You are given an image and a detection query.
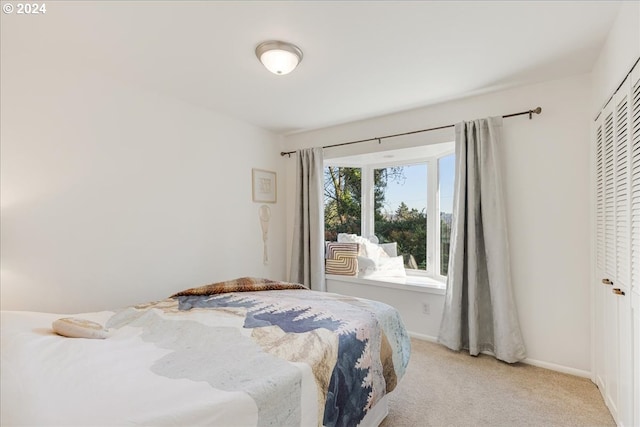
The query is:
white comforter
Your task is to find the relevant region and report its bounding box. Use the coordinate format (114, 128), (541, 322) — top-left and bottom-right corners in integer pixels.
(2, 309), (290, 426)
(1, 290), (410, 426)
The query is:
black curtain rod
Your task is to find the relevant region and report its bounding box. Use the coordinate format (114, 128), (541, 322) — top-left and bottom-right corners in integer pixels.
(280, 106), (543, 157)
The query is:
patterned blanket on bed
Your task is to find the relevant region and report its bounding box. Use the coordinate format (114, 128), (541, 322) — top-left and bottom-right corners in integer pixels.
(171, 277), (308, 297)
(106, 279), (410, 427)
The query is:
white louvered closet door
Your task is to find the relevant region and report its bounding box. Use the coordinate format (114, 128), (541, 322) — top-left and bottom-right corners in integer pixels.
(604, 107), (616, 282)
(593, 64), (638, 427)
(594, 109), (606, 392)
(630, 65), (640, 427)
(615, 86), (630, 293)
(600, 97), (621, 419)
(594, 94), (617, 416)
(613, 77), (633, 427)
(631, 67), (640, 297)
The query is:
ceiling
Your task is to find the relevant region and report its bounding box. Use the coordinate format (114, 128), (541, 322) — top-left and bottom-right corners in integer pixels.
(1, 1), (621, 134)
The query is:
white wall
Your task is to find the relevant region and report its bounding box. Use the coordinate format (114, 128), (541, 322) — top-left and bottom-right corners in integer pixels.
(284, 73), (593, 374)
(590, 1), (640, 116)
(1, 44), (287, 314)
(325, 279), (446, 345)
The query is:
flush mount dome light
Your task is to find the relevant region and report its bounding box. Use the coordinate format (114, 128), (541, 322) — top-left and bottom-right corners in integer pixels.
(255, 40), (303, 75)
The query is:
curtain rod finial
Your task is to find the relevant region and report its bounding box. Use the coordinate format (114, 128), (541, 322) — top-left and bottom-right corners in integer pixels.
(528, 107), (542, 119)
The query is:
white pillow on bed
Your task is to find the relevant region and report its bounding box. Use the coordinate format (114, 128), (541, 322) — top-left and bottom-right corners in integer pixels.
(52, 317), (109, 339)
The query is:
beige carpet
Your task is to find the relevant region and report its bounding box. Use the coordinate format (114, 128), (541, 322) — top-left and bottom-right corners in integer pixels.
(380, 339), (615, 427)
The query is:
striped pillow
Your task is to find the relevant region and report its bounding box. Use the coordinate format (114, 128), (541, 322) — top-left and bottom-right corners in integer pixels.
(325, 242), (358, 275)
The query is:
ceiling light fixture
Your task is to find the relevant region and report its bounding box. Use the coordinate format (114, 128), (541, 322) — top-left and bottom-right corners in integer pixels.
(255, 40), (303, 75)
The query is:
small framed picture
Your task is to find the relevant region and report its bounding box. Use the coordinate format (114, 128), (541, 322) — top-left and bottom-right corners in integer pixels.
(252, 169), (277, 203)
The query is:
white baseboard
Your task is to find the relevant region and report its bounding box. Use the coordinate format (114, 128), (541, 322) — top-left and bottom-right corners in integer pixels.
(522, 358), (591, 379)
(408, 331), (592, 379)
(408, 331), (438, 342)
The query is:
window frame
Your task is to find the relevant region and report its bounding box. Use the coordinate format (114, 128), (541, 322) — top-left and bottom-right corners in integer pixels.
(326, 146), (454, 283)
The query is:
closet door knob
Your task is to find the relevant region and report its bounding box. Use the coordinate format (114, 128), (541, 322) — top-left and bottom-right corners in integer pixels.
(612, 288), (625, 296)
(602, 278), (613, 285)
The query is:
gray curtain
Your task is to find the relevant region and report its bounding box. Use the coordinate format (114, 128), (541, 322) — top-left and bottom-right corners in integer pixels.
(290, 147), (325, 291)
(438, 117), (526, 363)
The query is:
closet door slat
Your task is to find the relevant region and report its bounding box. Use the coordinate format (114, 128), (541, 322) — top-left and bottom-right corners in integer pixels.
(614, 88), (630, 289)
(604, 110), (616, 279)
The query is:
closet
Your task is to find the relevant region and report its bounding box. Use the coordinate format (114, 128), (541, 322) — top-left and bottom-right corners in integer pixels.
(593, 61), (640, 427)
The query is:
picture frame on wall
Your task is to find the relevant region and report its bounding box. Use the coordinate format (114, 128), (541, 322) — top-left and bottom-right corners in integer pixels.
(252, 168), (277, 203)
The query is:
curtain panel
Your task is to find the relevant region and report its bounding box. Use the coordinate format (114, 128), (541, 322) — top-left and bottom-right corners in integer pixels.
(438, 117), (526, 363)
(290, 147), (325, 291)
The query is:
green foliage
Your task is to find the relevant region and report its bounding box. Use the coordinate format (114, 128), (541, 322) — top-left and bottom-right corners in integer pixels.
(324, 166), (361, 241)
(375, 202), (427, 269)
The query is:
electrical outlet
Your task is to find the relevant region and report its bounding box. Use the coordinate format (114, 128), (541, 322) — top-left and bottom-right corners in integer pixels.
(422, 302), (430, 315)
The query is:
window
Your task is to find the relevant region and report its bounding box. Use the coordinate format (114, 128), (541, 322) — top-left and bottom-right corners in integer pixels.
(324, 144), (455, 281)
(324, 166), (362, 241)
(374, 164), (428, 269)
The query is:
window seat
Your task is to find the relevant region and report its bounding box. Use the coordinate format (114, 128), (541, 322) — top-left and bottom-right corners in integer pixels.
(325, 274), (446, 295)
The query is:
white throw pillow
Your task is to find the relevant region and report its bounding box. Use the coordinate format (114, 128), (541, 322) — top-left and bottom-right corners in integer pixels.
(360, 255), (407, 278)
(338, 233), (406, 278)
(378, 242), (398, 257)
(52, 317), (110, 339)
(337, 233), (389, 261)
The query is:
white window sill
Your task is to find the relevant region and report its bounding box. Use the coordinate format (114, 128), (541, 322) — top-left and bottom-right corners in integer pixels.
(325, 273), (446, 295)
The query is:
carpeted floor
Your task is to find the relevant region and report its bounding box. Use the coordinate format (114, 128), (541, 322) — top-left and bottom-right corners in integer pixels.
(380, 339), (615, 427)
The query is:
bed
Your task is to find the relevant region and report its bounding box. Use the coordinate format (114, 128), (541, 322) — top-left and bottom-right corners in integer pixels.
(1, 277), (411, 426)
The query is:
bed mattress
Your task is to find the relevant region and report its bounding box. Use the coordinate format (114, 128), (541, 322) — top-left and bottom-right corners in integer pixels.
(1, 283), (410, 426)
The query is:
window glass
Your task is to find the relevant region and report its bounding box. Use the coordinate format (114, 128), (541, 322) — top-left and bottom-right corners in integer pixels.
(374, 164), (428, 270)
(324, 166), (362, 241)
(323, 144), (455, 282)
(439, 154), (455, 276)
